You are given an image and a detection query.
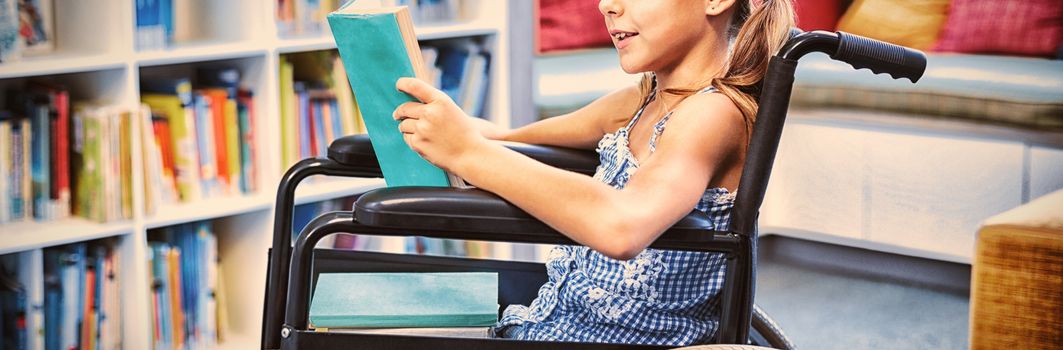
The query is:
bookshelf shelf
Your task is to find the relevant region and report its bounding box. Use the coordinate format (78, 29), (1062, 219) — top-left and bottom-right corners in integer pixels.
(135, 41), (269, 67)
(414, 20), (499, 41)
(0, 54), (129, 80)
(143, 192), (272, 230)
(0, 219), (134, 255)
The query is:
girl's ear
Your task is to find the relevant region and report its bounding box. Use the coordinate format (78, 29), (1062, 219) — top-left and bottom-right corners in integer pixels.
(705, 0), (738, 16)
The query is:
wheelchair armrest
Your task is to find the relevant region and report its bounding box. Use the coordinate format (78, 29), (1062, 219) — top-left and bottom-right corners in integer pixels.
(355, 187), (734, 252)
(328, 134), (600, 176)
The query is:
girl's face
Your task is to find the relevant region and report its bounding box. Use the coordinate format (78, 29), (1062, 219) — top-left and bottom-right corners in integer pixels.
(599, 0), (732, 74)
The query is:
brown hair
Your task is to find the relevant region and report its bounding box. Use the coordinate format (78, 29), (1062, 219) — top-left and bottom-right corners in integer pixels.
(636, 0), (795, 137)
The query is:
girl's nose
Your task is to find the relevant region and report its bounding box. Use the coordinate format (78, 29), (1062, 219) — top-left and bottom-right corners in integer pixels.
(599, 0), (623, 16)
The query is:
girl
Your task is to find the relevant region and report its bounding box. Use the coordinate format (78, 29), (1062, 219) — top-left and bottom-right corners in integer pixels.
(393, 0), (794, 345)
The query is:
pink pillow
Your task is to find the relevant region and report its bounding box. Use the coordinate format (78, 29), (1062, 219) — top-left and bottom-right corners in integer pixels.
(795, 0), (843, 32)
(536, 0), (612, 54)
(933, 0), (1063, 57)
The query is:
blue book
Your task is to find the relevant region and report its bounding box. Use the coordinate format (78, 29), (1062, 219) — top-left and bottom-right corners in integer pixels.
(309, 272), (498, 328)
(328, 4), (465, 188)
(192, 93), (218, 196)
(312, 100), (327, 157)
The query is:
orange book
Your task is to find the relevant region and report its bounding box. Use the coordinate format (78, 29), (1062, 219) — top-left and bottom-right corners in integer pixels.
(168, 248), (185, 349)
(200, 89), (231, 194)
(82, 268), (97, 350)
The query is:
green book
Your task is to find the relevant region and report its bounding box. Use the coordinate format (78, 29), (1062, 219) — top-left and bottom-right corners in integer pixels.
(309, 272), (499, 328)
(328, 3), (465, 188)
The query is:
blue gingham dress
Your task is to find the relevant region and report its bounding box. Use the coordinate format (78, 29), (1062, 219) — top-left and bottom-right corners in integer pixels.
(495, 86), (736, 346)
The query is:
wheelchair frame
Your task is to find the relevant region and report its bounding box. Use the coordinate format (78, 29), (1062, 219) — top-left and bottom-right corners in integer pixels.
(261, 30), (926, 349)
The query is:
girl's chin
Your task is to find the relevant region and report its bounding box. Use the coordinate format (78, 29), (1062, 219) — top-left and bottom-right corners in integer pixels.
(617, 55), (647, 74)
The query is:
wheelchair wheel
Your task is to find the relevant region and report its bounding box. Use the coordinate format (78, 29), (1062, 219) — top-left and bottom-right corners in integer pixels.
(748, 304), (795, 349)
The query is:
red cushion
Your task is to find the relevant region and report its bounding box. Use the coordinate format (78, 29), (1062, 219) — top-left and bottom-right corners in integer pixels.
(536, 0), (613, 54)
(933, 0), (1063, 57)
(794, 0), (842, 32)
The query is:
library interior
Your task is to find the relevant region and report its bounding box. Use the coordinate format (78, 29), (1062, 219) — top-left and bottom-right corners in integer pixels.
(0, 0), (1061, 349)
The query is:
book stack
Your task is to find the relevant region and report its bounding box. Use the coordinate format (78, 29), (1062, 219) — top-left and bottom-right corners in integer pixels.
(0, 240), (122, 350)
(279, 51), (363, 170)
(147, 221), (227, 350)
(0, 85), (135, 224)
(0, 0), (55, 63)
(275, 0), (466, 37)
(140, 67), (259, 211)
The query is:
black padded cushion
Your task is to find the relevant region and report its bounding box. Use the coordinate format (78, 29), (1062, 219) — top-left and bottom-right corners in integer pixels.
(354, 187), (722, 246)
(328, 135), (600, 175)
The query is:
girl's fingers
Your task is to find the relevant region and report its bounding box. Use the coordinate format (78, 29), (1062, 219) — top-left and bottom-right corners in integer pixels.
(398, 118), (417, 134)
(396, 77), (447, 104)
(393, 101), (425, 121)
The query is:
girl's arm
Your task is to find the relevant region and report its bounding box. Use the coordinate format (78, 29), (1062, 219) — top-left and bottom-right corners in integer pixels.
(467, 86), (644, 149)
(395, 78), (744, 260)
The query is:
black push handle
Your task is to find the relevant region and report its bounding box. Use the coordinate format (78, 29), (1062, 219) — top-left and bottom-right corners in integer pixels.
(831, 31), (927, 83)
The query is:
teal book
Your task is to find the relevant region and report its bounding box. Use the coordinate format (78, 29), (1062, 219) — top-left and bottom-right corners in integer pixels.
(309, 272), (498, 328)
(327, 3), (466, 188)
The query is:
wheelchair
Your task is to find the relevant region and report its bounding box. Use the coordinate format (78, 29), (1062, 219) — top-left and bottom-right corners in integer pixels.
(261, 30), (927, 350)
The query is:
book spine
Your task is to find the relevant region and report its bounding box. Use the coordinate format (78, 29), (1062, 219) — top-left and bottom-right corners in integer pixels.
(193, 93), (218, 197)
(55, 90), (70, 219)
(0, 120), (10, 223)
(223, 99), (240, 195)
(119, 111), (133, 220)
(206, 92), (230, 195)
(237, 92), (256, 193)
(31, 104), (50, 220)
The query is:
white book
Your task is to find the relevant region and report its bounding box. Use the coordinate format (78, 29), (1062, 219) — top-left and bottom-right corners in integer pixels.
(17, 249), (45, 350)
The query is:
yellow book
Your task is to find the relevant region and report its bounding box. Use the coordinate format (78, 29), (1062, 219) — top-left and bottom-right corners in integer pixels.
(331, 55), (364, 135)
(119, 110), (133, 220)
(279, 57), (298, 169)
(142, 94), (202, 202)
(223, 98), (241, 194)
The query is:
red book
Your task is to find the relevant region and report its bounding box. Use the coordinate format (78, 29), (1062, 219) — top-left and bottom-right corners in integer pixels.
(152, 117), (178, 196)
(307, 98), (318, 157)
(55, 90), (69, 214)
(82, 268), (97, 350)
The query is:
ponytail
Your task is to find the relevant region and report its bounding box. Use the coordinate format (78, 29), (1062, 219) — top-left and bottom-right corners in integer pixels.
(634, 0), (794, 138)
(713, 0), (795, 136)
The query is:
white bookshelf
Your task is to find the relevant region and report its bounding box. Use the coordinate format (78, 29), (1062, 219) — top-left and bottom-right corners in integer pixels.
(0, 1), (513, 349)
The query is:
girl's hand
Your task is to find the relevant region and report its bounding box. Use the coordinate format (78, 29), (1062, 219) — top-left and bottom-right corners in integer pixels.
(393, 77), (486, 172)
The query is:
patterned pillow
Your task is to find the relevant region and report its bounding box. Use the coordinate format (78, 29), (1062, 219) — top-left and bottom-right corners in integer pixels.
(536, 0), (612, 54)
(933, 0), (1063, 57)
(836, 0), (950, 51)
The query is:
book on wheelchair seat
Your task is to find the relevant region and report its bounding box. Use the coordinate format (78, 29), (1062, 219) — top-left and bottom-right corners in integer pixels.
(328, 3), (467, 188)
(309, 272), (498, 329)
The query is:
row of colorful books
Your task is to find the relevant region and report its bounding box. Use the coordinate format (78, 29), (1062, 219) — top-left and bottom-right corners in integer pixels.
(279, 52), (363, 169)
(147, 221), (228, 350)
(0, 85), (135, 224)
(423, 38), (491, 118)
(0, 0), (55, 63)
(275, 0), (465, 37)
(139, 67), (259, 212)
(0, 240), (122, 350)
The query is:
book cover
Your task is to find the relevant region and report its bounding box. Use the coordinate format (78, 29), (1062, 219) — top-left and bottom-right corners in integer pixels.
(328, 5), (464, 187)
(309, 272), (498, 328)
(17, 0), (54, 54)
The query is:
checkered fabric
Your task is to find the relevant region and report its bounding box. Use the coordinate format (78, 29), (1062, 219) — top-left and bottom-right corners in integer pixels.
(495, 86), (735, 346)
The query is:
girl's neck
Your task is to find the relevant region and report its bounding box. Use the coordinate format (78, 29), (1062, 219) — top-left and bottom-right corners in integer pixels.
(653, 35), (730, 93)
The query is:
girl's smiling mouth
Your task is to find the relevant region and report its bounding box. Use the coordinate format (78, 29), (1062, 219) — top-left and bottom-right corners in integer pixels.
(610, 30), (639, 49)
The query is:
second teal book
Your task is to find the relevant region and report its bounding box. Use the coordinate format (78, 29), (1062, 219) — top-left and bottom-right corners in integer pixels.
(309, 272), (499, 328)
